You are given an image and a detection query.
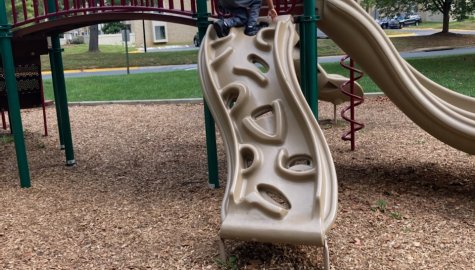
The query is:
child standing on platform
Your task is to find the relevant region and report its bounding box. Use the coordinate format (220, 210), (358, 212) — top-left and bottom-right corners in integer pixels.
(213, 0), (278, 37)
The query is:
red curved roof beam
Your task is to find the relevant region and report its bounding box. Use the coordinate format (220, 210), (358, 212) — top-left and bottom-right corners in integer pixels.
(9, 0), (301, 30)
(13, 12), (198, 37)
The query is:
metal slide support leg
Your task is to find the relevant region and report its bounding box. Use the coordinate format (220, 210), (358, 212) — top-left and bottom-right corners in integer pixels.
(39, 76), (48, 136)
(1, 108), (6, 129)
(333, 103), (337, 124)
(0, 21), (31, 187)
(8, 107), (12, 134)
(51, 34), (75, 165)
(48, 48), (65, 148)
(197, 0), (219, 188)
(218, 237), (227, 261)
(323, 238), (330, 270)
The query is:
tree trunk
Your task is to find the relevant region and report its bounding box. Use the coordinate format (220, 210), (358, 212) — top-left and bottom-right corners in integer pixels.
(88, 25), (100, 52)
(441, 1), (451, 33)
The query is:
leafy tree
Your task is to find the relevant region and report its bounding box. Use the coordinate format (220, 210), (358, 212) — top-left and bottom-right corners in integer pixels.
(423, 0), (474, 32)
(375, 0), (475, 33)
(361, 0), (377, 13)
(102, 22), (126, 34)
(374, 0), (414, 17)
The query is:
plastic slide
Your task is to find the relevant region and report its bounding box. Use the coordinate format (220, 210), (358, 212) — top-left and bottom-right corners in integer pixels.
(198, 15), (337, 265)
(317, 0), (475, 154)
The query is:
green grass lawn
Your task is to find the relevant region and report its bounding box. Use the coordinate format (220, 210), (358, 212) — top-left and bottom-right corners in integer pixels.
(41, 31), (475, 71)
(415, 17), (475, 31)
(321, 54), (474, 97)
(43, 54), (475, 101)
(41, 47), (199, 71)
(43, 70), (202, 101)
(61, 44), (135, 54)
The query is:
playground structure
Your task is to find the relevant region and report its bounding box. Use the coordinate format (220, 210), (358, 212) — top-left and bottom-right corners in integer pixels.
(0, 47), (49, 136)
(0, 0), (314, 190)
(1, 0), (475, 268)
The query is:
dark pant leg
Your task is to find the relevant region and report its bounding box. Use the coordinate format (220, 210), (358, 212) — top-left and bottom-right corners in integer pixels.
(224, 7), (248, 27)
(246, 0), (262, 27)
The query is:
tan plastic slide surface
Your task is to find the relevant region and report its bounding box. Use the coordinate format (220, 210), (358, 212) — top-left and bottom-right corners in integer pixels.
(293, 48), (365, 105)
(317, 64), (364, 105)
(198, 16), (337, 245)
(317, 0), (475, 154)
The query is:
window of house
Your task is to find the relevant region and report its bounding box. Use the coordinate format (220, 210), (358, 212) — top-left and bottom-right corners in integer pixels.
(152, 21), (168, 43)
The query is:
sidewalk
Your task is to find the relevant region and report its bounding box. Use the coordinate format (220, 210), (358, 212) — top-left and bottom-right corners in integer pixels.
(41, 46), (475, 78)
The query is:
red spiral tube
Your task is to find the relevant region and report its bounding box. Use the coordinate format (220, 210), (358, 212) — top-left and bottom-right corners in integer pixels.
(339, 55), (365, 151)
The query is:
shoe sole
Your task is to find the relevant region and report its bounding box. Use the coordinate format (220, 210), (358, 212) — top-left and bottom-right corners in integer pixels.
(213, 23), (225, 38)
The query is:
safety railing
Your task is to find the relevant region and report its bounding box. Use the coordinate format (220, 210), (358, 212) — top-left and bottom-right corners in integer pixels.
(7, 0), (302, 28)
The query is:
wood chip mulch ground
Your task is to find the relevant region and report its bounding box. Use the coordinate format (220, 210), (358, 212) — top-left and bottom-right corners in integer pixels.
(1, 97), (474, 269)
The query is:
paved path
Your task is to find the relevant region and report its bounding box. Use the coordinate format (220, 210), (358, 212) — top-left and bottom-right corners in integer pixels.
(42, 46), (475, 79)
(399, 28), (475, 36)
(318, 46), (475, 63)
(317, 27), (475, 39)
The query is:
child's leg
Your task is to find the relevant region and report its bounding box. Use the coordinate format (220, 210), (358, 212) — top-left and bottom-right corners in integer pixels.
(214, 7), (248, 38)
(246, 0), (262, 28)
(224, 7), (248, 28)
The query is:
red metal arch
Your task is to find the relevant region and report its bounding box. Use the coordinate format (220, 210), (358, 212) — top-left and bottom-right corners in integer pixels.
(10, 0), (302, 37)
(9, 0), (197, 28)
(13, 12), (197, 37)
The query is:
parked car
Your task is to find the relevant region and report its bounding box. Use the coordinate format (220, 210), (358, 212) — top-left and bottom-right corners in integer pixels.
(387, 17), (403, 29)
(396, 15), (420, 27)
(375, 17), (389, 29)
(408, 14), (422, 23)
(376, 16), (403, 29)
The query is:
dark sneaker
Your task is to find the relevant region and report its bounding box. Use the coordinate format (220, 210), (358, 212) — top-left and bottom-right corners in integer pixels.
(258, 21), (269, 28)
(245, 24), (265, 36)
(213, 20), (230, 38)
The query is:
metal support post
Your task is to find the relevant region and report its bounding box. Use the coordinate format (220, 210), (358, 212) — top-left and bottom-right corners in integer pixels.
(0, 6), (31, 187)
(299, 0), (319, 117)
(48, 47), (65, 149)
(50, 34), (76, 165)
(142, 20), (147, 53)
(197, 0), (219, 188)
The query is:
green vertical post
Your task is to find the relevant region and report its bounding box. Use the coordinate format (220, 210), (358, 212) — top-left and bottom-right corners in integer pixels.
(47, 0), (75, 165)
(48, 48), (65, 149)
(197, 0), (219, 188)
(50, 34), (75, 165)
(0, 3), (31, 187)
(300, 0), (319, 117)
(299, 23), (308, 99)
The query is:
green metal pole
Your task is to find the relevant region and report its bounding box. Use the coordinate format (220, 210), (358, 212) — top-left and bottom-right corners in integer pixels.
(300, 0), (319, 117)
(51, 34), (75, 166)
(48, 48), (65, 149)
(0, 3), (31, 187)
(299, 23), (308, 99)
(197, 0), (219, 188)
(47, 0), (75, 165)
